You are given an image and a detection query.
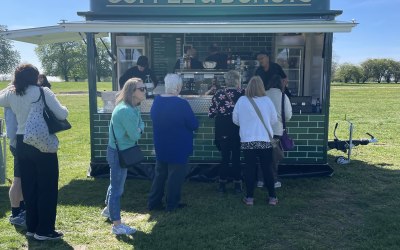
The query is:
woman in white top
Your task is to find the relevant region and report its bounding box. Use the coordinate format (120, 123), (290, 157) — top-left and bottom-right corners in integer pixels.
(0, 64), (68, 240)
(265, 74), (292, 185)
(233, 76), (278, 206)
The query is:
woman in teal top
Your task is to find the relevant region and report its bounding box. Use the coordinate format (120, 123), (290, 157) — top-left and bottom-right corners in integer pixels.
(101, 78), (146, 235)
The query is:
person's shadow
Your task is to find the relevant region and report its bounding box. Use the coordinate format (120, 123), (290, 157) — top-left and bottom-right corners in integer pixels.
(12, 229), (74, 250)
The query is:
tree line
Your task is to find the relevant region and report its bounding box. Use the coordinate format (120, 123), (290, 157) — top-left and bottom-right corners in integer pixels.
(35, 40), (112, 82)
(333, 59), (400, 83)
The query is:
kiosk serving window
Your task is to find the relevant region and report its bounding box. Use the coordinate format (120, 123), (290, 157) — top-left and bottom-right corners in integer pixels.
(116, 35), (146, 85)
(276, 46), (303, 97)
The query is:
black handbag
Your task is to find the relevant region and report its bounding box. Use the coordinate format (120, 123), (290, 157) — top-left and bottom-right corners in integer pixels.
(281, 92), (295, 151)
(111, 123), (144, 168)
(39, 88), (71, 134)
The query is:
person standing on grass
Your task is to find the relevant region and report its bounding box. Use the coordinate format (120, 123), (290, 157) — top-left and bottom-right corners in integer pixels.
(148, 74), (198, 212)
(208, 70), (244, 194)
(0, 64), (69, 240)
(101, 78), (146, 235)
(37, 74), (52, 89)
(5, 107), (26, 227)
(233, 76), (278, 206)
(265, 74), (293, 188)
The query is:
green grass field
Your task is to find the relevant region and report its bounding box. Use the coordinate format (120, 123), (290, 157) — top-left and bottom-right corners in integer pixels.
(0, 81), (399, 249)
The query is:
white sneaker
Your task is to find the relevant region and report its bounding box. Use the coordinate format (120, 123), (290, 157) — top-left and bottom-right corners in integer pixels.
(112, 224), (137, 235)
(257, 181), (264, 188)
(274, 181), (282, 188)
(101, 206), (110, 218)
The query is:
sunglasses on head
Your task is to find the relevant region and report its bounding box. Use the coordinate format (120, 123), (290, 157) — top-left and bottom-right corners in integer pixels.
(136, 87), (146, 92)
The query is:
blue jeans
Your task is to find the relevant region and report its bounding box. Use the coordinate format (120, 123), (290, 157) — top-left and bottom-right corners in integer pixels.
(148, 161), (189, 211)
(105, 146), (127, 222)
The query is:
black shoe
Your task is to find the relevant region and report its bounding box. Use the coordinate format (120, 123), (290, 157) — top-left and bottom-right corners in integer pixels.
(217, 182), (226, 193)
(234, 182), (243, 194)
(177, 203), (187, 209)
(34, 231), (64, 241)
(148, 203), (165, 211)
(166, 203), (187, 212)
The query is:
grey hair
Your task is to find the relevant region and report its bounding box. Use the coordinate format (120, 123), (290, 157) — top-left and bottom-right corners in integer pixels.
(224, 70), (241, 88)
(164, 73), (183, 95)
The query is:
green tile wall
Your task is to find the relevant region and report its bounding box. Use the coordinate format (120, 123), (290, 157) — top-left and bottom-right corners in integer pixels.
(92, 113), (327, 164)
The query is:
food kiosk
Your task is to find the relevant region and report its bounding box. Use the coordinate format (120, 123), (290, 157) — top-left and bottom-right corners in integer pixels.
(1, 0), (356, 178)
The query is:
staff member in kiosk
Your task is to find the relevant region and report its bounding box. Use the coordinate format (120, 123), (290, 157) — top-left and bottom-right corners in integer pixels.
(205, 44), (228, 70)
(174, 47), (203, 70)
(255, 51), (292, 98)
(119, 55), (157, 89)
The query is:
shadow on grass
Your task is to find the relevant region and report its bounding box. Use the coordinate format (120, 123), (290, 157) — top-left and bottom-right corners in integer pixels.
(131, 156), (400, 249)
(57, 177), (152, 214)
(25, 238), (73, 250)
(0, 185), (10, 218)
(56, 156), (400, 249)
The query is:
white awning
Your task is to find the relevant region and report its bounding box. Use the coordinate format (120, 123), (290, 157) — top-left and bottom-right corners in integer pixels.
(1, 20), (356, 45)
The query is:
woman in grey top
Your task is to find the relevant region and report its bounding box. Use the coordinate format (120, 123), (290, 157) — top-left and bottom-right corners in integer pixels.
(0, 64), (68, 240)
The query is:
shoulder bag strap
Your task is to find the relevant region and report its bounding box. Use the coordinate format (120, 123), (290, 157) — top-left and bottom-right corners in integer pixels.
(39, 87), (48, 108)
(110, 123), (120, 152)
(246, 97), (273, 141)
(281, 92), (287, 130)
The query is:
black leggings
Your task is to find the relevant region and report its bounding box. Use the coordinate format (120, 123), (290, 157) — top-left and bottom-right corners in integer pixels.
(243, 148), (275, 198)
(16, 135), (59, 235)
(218, 137), (242, 182)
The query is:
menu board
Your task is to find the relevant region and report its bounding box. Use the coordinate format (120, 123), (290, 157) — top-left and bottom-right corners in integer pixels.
(151, 34), (183, 82)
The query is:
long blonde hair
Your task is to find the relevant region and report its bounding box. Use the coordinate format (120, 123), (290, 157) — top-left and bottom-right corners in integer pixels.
(116, 78), (143, 106)
(245, 76), (266, 98)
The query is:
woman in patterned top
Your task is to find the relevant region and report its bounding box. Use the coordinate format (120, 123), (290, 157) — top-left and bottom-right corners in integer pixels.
(233, 76), (278, 206)
(208, 70), (244, 194)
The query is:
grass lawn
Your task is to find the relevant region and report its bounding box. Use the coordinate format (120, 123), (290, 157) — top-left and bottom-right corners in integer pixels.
(0, 82), (399, 249)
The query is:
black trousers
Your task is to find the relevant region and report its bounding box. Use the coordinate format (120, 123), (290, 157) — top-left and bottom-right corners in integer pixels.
(16, 135), (59, 235)
(243, 148), (275, 198)
(218, 137), (242, 182)
(148, 161), (188, 211)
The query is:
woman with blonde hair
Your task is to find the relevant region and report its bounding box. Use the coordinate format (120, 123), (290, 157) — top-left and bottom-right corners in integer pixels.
(233, 76), (278, 206)
(101, 77), (146, 235)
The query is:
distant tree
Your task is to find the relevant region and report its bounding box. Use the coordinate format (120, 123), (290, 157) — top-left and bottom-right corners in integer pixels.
(336, 63), (363, 83)
(391, 61), (400, 84)
(95, 39), (113, 82)
(0, 25), (20, 75)
(361, 59), (387, 83)
(36, 39), (112, 82)
(71, 43), (88, 81)
(331, 53), (339, 82)
(36, 41), (85, 81)
(384, 59), (400, 83)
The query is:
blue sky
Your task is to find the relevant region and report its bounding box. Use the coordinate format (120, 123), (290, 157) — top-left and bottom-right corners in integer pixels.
(1, 0), (399, 70)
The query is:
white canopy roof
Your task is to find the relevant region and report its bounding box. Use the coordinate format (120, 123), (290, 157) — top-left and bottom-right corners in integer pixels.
(1, 20), (356, 44)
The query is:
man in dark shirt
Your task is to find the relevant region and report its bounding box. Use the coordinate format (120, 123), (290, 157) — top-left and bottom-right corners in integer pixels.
(255, 51), (288, 89)
(205, 44), (228, 70)
(119, 55), (157, 89)
(174, 47), (203, 70)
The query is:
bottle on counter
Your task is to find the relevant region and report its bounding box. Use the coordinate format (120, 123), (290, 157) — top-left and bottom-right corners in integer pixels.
(235, 55), (241, 70)
(179, 57), (184, 70)
(226, 48), (232, 69)
(315, 98), (321, 113)
(145, 75), (154, 97)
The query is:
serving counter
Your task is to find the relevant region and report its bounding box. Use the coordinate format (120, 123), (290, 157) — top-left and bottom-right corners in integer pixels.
(91, 93), (327, 179)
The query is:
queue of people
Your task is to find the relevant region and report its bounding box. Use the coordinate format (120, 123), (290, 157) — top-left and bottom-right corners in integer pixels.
(3, 50), (292, 238)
